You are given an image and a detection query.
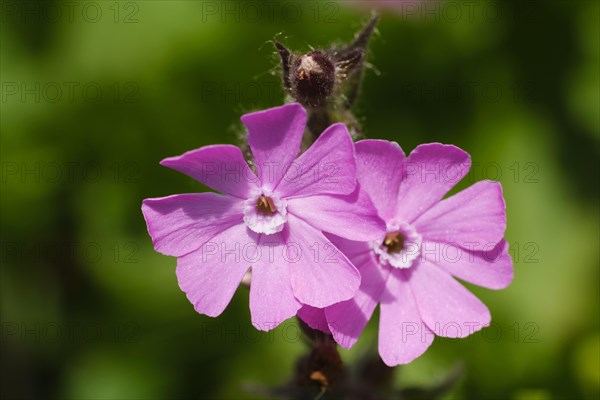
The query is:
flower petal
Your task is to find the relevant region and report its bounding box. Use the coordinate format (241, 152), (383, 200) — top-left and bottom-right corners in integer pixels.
(297, 305), (330, 334)
(276, 123), (357, 198)
(286, 216), (361, 308)
(326, 255), (389, 349)
(286, 185), (385, 242)
(408, 260), (491, 338)
(160, 145), (258, 199)
(250, 232), (302, 331)
(414, 181), (506, 250)
(355, 140), (406, 221)
(176, 223), (253, 317)
(421, 239), (513, 290)
(378, 269), (435, 366)
(242, 103), (306, 189)
(326, 234), (373, 263)
(142, 193), (243, 257)
(395, 143), (471, 224)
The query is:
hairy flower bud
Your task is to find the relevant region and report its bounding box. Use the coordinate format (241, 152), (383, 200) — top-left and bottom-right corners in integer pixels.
(274, 15), (379, 140)
(291, 51), (336, 107)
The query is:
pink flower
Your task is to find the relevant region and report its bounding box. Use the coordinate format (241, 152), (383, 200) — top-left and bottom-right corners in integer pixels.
(141, 104), (385, 331)
(299, 140), (513, 365)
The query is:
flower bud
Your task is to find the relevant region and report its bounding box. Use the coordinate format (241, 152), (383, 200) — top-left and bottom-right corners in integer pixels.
(290, 51), (336, 107)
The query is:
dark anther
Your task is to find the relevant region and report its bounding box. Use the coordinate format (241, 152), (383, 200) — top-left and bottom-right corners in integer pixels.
(383, 232), (405, 254)
(256, 195), (277, 215)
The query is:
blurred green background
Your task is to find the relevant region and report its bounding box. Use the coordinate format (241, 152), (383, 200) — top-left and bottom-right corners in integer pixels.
(1, 1), (599, 399)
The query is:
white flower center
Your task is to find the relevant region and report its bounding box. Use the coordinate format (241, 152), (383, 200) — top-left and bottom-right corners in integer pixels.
(243, 189), (287, 235)
(372, 222), (422, 269)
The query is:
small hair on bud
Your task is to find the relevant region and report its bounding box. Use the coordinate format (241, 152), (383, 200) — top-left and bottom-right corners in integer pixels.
(274, 41), (292, 91)
(334, 48), (365, 80)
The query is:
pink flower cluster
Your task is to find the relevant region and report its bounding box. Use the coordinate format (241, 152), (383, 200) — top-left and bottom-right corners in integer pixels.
(142, 103), (513, 365)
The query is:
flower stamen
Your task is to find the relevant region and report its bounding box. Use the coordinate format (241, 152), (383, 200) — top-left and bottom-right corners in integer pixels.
(244, 190), (287, 235)
(372, 222), (422, 269)
(383, 232), (405, 254)
(256, 195), (277, 215)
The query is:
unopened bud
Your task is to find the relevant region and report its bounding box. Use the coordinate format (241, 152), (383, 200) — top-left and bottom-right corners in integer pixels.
(291, 51), (336, 107)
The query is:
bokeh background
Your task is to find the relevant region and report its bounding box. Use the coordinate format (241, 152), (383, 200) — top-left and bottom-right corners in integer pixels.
(1, 0), (599, 399)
